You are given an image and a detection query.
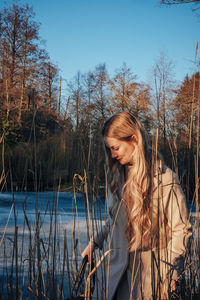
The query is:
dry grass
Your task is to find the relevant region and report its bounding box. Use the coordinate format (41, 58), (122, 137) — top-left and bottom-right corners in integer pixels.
(0, 167), (199, 299)
(0, 109), (199, 299)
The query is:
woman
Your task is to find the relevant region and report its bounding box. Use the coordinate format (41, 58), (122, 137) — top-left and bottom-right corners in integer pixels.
(82, 112), (191, 300)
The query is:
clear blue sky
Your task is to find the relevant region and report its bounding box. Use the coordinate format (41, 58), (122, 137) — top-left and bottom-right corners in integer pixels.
(1, 0), (200, 84)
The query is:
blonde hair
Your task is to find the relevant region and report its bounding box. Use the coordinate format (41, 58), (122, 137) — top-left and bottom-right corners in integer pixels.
(102, 112), (159, 251)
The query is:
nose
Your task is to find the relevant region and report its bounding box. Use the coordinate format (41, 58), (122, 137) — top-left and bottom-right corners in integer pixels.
(111, 150), (117, 159)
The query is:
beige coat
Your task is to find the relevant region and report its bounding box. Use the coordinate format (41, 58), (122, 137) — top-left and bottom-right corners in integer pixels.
(92, 165), (192, 300)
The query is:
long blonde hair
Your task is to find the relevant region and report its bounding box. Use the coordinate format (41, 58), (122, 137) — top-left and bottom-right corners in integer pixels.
(102, 112), (159, 251)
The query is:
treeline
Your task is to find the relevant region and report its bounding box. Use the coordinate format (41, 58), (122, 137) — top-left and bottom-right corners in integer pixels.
(0, 4), (199, 200)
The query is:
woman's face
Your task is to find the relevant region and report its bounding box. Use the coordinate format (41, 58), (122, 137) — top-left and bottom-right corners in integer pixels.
(105, 136), (137, 165)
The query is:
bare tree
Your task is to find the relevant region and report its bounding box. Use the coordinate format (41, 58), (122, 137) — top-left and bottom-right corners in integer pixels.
(92, 63), (109, 124)
(152, 52), (176, 145)
(68, 71), (85, 129)
(161, 0), (199, 4)
(0, 4), (49, 123)
(172, 72), (200, 142)
(17, 5), (41, 124)
(109, 62), (151, 119)
(0, 4), (23, 118)
(39, 61), (59, 110)
(160, 0), (200, 12)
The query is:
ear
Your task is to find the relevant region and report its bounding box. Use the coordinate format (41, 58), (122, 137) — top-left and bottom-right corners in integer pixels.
(131, 134), (139, 144)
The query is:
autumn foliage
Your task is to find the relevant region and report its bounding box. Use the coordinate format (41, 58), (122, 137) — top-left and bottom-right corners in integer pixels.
(0, 4), (199, 202)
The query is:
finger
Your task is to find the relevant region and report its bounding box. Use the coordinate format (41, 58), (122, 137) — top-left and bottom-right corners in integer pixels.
(171, 285), (176, 292)
(81, 250), (86, 258)
(170, 280), (176, 292)
(81, 250), (89, 259)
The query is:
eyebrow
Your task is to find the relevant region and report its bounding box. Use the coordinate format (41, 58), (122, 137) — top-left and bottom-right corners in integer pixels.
(107, 144), (119, 150)
(104, 139), (119, 149)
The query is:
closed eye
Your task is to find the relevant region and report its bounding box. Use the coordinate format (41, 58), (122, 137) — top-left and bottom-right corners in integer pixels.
(112, 147), (119, 151)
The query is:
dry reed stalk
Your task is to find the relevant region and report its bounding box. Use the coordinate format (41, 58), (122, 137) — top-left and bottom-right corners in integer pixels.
(129, 251), (140, 300)
(187, 42), (199, 202)
(71, 172), (89, 298)
(73, 174), (83, 256)
(23, 200), (33, 289)
(167, 138), (178, 175)
(84, 250), (112, 300)
(188, 43), (200, 299)
(0, 203), (13, 248)
(14, 225), (19, 300)
(47, 193), (54, 267)
(71, 171), (97, 299)
(40, 264), (47, 298)
(84, 170), (92, 242)
(83, 170), (93, 298)
(2, 239), (8, 296)
(72, 210), (78, 279)
(64, 229), (72, 298)
(189, 42), (198, 149)
(36, 211), (42, 299)
(20, 262), (25, 300)
(52, 182), (61, 297)
(155, 127), (162, 299)
(0, 137), (6, 191)
(59, 228), (67, 300)
(195, 58), (200, 254)
(18, 217), (26, 295)
(102, 198), (123, 300)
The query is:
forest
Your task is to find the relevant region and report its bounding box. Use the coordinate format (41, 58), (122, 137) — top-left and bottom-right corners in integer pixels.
(0, 3), (199, 201)
(0, 3), (199, 299)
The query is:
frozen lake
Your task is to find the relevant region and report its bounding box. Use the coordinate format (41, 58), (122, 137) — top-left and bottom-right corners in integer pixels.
(0, 191), (105, 225)
(0, 191), (106, 299)
(0, 192), (198, 299)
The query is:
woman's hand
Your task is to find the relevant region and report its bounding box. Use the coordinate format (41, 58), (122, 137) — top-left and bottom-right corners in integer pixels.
(81, 241), (95, 264)
(170, 279), (176, 293)
(161, 278), (176, 299)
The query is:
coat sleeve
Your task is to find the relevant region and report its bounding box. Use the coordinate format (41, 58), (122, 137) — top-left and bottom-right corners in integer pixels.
(93, 219), (110, 250)
(162, 169), (192, 280)
(92, 189), (113, 250)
